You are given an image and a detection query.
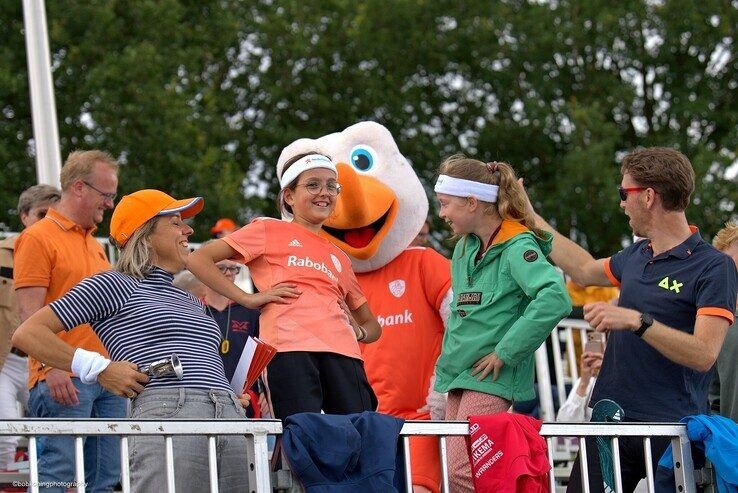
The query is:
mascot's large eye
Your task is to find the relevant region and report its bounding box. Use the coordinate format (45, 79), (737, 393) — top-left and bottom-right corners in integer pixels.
(349, 145), (377, 172)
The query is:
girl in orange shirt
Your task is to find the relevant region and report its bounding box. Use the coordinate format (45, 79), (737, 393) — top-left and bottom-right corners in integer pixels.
(189, 153), (381, 418)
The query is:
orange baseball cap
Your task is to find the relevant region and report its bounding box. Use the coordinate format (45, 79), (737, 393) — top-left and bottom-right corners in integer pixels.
(110, 189), (204, 247)
(210, 217), (237, 234)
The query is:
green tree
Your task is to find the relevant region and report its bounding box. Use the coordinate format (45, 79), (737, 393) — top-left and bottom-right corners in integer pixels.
(1, 0), (736, 256)
(1, 0), (255, 236)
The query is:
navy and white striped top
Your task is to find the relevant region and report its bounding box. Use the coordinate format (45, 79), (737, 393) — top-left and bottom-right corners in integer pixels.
(49, 267), (231, 392)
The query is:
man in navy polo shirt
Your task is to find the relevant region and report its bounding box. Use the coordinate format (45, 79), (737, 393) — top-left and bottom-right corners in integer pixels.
(525, 147), (737, 492)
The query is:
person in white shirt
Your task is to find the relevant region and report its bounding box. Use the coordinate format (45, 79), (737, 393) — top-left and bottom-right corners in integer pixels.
(556, 350), (603, 422)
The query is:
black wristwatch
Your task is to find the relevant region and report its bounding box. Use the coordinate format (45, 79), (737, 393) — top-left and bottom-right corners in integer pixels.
(634, 312), (653, 337)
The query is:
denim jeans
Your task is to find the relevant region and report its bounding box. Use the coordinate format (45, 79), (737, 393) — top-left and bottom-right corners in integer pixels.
(28, 378), (127, 492)
(129, 387), (250, 492)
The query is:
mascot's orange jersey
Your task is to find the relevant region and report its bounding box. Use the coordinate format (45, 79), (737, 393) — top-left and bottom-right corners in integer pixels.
(359, 247), (451, 418)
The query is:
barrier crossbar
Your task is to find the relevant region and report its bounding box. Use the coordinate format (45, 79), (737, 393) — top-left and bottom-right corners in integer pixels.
(1, 419), (694, 493)
(0, 419), (281, 493)
(401, 421), (694, 493)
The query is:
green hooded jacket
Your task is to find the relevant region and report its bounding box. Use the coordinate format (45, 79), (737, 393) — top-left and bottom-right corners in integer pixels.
(434, 220), (571, 401)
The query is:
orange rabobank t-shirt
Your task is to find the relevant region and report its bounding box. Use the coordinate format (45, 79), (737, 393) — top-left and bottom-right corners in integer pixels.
(358, 247), (451, 418)
(223, 218), (367, 359)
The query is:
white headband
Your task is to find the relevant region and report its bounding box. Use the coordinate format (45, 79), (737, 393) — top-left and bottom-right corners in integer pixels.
(279, 154), (337, 189)
(434, 174), (499, 203)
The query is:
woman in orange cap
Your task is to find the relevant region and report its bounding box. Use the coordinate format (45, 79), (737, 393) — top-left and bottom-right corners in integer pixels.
(12, 189), (292, 491)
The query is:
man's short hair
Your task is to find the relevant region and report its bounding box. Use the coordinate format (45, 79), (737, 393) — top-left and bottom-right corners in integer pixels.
(17, 184), (61, 216)
(713, 219), (738, 252)
(620, 147), (695, 212)
(59, 150), (118, 191)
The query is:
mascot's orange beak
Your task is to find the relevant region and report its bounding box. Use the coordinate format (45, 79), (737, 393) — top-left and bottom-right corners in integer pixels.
(322, 163), (398, 259)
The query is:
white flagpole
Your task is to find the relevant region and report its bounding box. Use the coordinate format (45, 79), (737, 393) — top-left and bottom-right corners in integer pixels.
(22, 0), (62, 187)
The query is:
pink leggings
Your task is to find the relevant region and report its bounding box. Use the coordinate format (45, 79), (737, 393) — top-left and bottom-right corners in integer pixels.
(444, 389), (511, 493)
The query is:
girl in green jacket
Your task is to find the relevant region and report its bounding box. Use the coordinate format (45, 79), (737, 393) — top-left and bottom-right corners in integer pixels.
(433, 155), (571, 492)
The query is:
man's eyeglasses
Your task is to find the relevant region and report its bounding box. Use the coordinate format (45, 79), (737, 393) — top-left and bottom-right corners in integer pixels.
(218, 265), (241, 274)
(617, 186), (648, 201)
(297, 182), (342, 197)
(83, 181), (117, 202)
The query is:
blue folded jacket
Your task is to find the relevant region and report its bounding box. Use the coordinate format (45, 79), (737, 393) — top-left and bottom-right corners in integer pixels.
(282, 411), (406, 492)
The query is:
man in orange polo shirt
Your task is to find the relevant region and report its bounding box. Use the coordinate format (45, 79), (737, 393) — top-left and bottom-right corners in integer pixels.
(14, 150), (126, 492)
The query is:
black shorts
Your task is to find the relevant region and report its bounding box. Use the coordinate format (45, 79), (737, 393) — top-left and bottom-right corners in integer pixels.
(265, 351), (377, 419)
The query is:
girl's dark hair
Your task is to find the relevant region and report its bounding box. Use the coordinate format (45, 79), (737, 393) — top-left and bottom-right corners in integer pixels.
(276, 151), (325, 216)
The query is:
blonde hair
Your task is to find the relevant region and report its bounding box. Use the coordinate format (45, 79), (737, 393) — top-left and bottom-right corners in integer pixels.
(60, 150), (118, 191)
(114, 217), (158, 278)
(438, 154), (545, 238)
(713, 219), (738, 252)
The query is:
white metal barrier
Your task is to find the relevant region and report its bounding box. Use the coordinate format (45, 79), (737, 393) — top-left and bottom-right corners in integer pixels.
(401, 421), (694, 493)
(0, 419), (281, 493)
(0, 419), (695, 493)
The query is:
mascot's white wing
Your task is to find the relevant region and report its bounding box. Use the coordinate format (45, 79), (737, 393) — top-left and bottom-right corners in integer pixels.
(278, 121), (428, 273)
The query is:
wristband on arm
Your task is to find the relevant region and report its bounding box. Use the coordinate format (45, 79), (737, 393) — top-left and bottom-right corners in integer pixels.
(71, 348), (112, 384)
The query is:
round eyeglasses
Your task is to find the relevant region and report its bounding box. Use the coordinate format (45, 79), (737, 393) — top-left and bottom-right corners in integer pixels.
(83, 181), (117, 202)
(297, 182), (342, 197)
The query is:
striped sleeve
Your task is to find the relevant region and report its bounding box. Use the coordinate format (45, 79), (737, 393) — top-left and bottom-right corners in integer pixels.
(49, 271), (137, 331)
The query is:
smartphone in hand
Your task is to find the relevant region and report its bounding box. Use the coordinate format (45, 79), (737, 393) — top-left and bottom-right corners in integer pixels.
(584, 332), (605, 354)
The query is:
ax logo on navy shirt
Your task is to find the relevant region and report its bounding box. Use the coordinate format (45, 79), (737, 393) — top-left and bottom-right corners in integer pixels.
(658, 276), (683, 293)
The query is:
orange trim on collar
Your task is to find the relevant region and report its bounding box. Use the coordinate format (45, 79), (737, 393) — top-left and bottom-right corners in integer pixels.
(45, 208), (76, 231)
(491, 220), (529, 245)
(697, 307), (735, 324)
(45, 208), (97, 235)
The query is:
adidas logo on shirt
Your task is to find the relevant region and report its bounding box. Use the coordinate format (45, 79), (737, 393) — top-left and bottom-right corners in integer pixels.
(288, 239), (303, 247)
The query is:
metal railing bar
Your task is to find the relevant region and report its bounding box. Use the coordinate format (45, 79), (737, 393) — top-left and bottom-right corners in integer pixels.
(579, 437), (590, 493)
(402, 436), (413, 493)
(75, 435), (85, 492)
(546, 437), (556, 493)
(120, 436), (131, 493)
(165, 436), (175, 493)
(438, 436), (450, 493)
(643, 436), (655, 493)
(208, 435), (218, 493)
(612, 436), (623, 493)
(28, 436), (39, 493)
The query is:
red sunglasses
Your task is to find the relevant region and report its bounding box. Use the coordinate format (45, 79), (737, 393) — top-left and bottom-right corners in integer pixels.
(618, 186), (648, 201)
